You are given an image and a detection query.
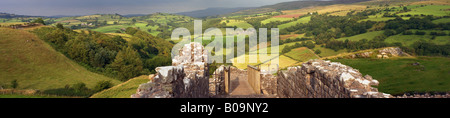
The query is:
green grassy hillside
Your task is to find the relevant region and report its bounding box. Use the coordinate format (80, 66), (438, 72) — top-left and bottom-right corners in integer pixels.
(90, 75), (149, 98)
(278, 16), (311, 30)
(332, 57), (450, 95)
(0, 28), (121, 92)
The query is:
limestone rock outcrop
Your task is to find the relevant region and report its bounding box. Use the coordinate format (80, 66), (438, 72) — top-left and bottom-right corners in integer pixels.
(131, 42), (209, 98)
(378, 47), (410, 57)
(396, 92), (450, 98)
(277, 59), (392, 98)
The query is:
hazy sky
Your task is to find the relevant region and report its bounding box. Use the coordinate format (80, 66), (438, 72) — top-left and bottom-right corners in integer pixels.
(0, 0), (300, 16)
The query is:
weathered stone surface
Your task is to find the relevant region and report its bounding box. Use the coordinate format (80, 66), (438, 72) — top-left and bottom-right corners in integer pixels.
(210, 65), (226, 96)
(132, 42), (209, 98)
(378, 47), (409, 57)
(277, 59), (392, 98)
(261, 74), (277, 95)
(353, 52), (373, 58)
(396, 92), (450, 98)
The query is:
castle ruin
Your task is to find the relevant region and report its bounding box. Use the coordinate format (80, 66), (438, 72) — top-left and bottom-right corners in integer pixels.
(131, 42), (448, 98)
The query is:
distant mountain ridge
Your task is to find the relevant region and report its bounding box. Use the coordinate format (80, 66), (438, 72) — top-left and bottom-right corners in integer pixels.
(224, 0), (371, 16)
(0, 12), (44, 18)
(176, 7), (253, 18)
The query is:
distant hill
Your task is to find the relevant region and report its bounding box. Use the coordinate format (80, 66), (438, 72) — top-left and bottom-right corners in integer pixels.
(122, 14), (148, 17)
(225, 0), (370, 16)
(262, 0), (370, 11)
(0, 12), (44, 18)
(176, 7), (253, 18)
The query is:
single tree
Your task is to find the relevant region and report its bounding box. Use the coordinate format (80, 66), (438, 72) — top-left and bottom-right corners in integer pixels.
(11, 80), (18, 89)
(32, 18), (46, 25)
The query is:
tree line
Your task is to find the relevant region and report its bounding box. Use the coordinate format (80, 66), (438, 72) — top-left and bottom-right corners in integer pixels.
(33, 25), (173, 81)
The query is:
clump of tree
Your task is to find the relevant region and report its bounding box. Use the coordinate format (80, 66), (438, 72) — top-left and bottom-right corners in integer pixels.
(282, 41), (315, 54)
(325, 35), (389, 52)
(403, 41), (450, 57)
(383, 16), (449, 35)
(32, 26), (173, 81)
(93, 80), (113, 92)
(109, 47), (143, 81)
(11, 80), (18, 89)
(283, 12), (376, 45)
(280, 37), (312, 45)
(32, 18), (45, 25)
(43, 81), (114, 97)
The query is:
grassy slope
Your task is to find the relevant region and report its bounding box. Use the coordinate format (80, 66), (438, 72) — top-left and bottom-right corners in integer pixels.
(284, 47), (319, 62)
(221, 19), (253, 29)
(278, 16), (311, 30)
(334, 30), (450, 47)
(261, 17), (293, 24)
(432, 18), (450, 24)
(313, 45), (348, 57)
(0, 28), (121, 91)
(90, 75), (149, 98)
(332, 57), (450, 95)
(398, 5), (450, 16)
(384, 30), (450, 46)
(232, 40), (311, 69)
(336, 31), (384, 41)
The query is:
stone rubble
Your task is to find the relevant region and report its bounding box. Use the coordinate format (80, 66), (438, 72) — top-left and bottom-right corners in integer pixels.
(378, 47), (410, 57)
(396, 92), (450, 98)
(277, 59), (392, 98)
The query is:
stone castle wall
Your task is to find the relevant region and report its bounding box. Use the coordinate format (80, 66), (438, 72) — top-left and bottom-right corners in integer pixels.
(277, 60), (392, 98)
(132, 43), (442, 98)
(131, 42), (209, 98)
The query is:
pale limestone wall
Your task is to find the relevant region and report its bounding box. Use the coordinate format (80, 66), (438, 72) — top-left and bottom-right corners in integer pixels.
(131, 42), (209, 98)
(277, 59), (392, 98)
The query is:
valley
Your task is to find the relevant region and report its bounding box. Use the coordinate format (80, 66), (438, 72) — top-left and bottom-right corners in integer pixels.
(0, 0), (449, 98)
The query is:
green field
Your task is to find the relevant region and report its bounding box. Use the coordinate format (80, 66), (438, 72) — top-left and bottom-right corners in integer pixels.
(334, 30), (450, 47)
(313, 45), (348, 57)
(432, 18), (450, 24)
(332, 57), (450, 95)
(52, 13), (194, 37)
(359, 14), (411, 22)
(0, 28), (121, 92)
(398, 5), (450, 17)
(278, 16), (311, 30)
(284, 47), (319, 62)
(221, 19), (253, 29)
(92, 25), (127, 33)
(384, 30), (450, 46)
(336, 31), (384, 41)
(263, 55), (299, 69)
(92, 23), (160, 36)
(261, 17), (293, 24)
(90, 75), (149, 98)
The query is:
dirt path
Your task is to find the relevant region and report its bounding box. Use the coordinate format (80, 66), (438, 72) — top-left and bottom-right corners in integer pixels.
(229, 68), (255, 96)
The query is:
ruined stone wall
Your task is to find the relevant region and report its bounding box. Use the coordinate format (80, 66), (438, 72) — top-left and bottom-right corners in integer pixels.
(131, 42), (209, 98)
(277, 59), (392, 98)
(210, 65), (226, 96)
(261, 74), (277, 95)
